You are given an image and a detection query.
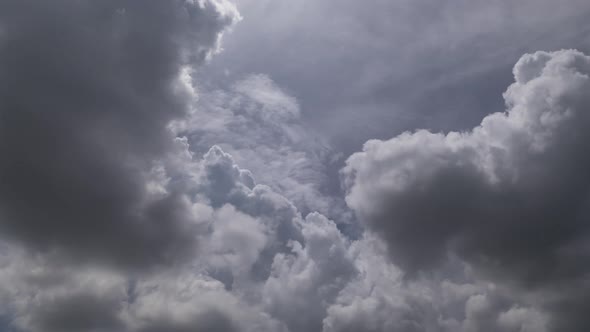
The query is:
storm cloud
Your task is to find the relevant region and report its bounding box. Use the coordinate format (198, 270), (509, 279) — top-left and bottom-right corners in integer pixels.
(0, 0), (239, 268)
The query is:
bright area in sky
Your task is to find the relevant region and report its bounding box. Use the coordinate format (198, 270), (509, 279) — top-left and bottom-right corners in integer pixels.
(0, 1), (590, 332)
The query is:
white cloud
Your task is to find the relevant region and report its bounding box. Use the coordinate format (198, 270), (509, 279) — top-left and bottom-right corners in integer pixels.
(262, 212), (357, 332)
(175, 73), (346, 218)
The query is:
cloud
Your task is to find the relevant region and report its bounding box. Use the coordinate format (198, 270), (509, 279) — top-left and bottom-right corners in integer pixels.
(321, 233), (550, 332)
(343, 49), (590, 330)
(125, 271), (284, 332)
(0, 245), (128, 332)
(1, 2), (587, 330)
(205, 0), (590, 155)
(0, 141), (284, 332)
(0, 139), (550, 332)
(262, 212), (357, 332)
(0, 141), (340, 332)
(0, 0), (239, 269)
(176, 73), (349, 219)
(0, 243), (284, 332)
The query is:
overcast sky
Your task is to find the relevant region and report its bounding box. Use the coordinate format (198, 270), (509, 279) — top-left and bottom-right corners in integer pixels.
(1, 1), (590, 332)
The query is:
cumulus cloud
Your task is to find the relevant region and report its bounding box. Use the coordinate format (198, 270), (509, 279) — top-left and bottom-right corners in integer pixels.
(1, 135), (535, 332)
(0, 1), (587, 331)
(343, 49), (590, 330)
(262, 212), (357, 332)
(0, 139), (348, 332)
(0, 242), (284, 332)
(0, 0), (239, 269)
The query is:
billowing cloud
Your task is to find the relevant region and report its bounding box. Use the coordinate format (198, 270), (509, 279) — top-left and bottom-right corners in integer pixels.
(0, 1), (588, 331)
(1, 137), (544, 332)
(0, 139), (343, 332)
(262, 212), (357, 332)
(0, 0), (239, 269)
(0, 241), (284, 332)
(343, 49), (590, 331)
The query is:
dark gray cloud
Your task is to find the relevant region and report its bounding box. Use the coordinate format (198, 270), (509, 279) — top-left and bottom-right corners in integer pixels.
(27, 293), (125, 332)
(0, 0), (239, 268)
(343, 49), (590, 330)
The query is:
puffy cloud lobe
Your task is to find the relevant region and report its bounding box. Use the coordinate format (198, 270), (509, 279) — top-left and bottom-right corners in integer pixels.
(343, 49), (590, 330)
(0, 245), (128, 332)
(125, 272), (284, 332)
(201, 204), (268, 278)
(0, 244), (284, 332)
(322, 236), (437, 332)
(322, 235), (548, 332)
(0, 0), (239, 269)
(262, 212), (357, 332)
(497, 307), (548, 332)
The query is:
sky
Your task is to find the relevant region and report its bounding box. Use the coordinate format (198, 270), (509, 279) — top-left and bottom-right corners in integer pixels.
(1, 1), (590, 332)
